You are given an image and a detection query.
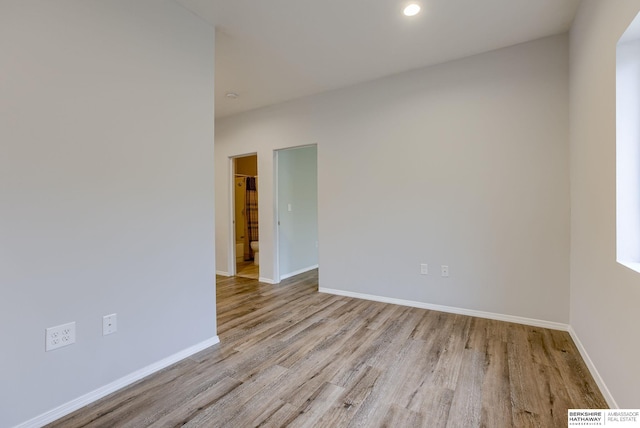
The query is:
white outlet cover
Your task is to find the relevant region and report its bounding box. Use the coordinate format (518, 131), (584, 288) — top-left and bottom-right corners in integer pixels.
(441, 265), (449, 277)
(46, 321), (76, 352)
(420, 263), (428, 275)
(103, 313), (117, 336)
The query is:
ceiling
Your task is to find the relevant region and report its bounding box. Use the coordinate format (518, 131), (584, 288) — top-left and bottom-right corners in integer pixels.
(176, 0), (582, 118)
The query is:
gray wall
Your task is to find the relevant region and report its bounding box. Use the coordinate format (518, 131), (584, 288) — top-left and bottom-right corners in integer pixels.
(0, 1), (216, 426)
(215, 34), (570, 323)
(277, 146), (318, 278)
(569, 0), (640, 408)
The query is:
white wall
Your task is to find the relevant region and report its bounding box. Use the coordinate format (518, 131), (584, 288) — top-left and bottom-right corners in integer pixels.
(216, 35), (570, 323)
(570, 0), (640, 408)
(0, 2), (216, 426)
(277, 146), (318, 278)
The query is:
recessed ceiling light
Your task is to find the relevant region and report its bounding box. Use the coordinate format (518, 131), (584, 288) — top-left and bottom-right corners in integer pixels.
(225, 92), (239, 99)
(403, 3), (421, 17)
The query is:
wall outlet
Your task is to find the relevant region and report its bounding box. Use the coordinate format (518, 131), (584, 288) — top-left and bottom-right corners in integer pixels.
(103, 313), (117, 336)
(441, 265), (449, 277)
(45, 322), (76, 352)
(420, 263), (428, 275)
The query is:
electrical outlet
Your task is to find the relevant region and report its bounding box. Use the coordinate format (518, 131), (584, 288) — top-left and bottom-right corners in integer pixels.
(45, 322), (76, 352)
(103, 313), (117, 336)
(420, 263), (428, 275)
(441, 265), (449, 277)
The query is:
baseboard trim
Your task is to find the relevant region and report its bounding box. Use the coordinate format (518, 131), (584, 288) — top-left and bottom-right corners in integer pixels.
(280, 265), (319, 281)
(216, 270), (231, 277)
(259, 277), (277, 284)
(318, 287), (569, 331)
(14, 336), (220, 428)
(567, 326), (618, 409)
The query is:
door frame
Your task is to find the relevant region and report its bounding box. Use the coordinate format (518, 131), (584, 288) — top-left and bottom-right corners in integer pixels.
(228, 153), (258, 277)
(274, 144), (318, 282)
(273, 150), (280, 282)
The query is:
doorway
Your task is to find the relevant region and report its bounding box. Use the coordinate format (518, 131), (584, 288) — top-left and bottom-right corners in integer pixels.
(233, 154), (259, 279)
(275, 145), (318, 281)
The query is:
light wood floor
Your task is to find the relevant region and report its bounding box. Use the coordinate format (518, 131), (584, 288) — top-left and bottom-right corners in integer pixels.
(236, 260), (259, 279)
(48, 270), (606, 427)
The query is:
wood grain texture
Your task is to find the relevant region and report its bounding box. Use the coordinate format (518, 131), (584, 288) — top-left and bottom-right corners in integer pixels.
(236, 261), (259, 280)
(47, 270), (607, 427)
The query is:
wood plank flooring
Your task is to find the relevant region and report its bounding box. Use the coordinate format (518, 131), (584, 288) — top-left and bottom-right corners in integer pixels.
(48, 270), (607, 427)
(236, 261), (259, 280)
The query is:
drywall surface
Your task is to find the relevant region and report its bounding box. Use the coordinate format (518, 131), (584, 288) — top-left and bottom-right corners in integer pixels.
(277, 146), (318, 277)
(569, 0), (640, 408)
(216, 35), (570, 323)
(0, 1), (216, 426)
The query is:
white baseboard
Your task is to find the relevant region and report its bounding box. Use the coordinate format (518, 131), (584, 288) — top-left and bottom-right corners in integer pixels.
(280, 265), (319, 281)
(14, 336), (220, 428)
(216, 270), (231, 277)
(568, 326), (618, 409)
(318, 287), (570, 332)
(259, 277), (277, 284)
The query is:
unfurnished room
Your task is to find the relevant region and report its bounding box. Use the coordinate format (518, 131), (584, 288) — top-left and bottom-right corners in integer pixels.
(2, 1), (640, 427)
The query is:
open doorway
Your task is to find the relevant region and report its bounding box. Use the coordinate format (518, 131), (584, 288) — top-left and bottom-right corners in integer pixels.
(233, 154), (259, 279)
(275, 145), (318, 282)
